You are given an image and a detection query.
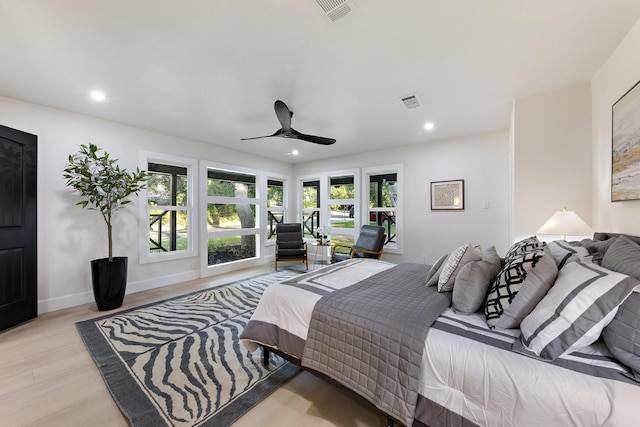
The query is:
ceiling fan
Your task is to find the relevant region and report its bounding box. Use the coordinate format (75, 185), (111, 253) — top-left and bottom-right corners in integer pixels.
(241, 100), (336, 145)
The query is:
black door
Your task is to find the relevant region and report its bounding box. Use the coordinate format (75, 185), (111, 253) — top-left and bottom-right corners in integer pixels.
(0, 125), (37, 331)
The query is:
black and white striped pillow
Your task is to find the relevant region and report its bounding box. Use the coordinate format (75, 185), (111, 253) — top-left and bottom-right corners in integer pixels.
(517, 259), (640, 360)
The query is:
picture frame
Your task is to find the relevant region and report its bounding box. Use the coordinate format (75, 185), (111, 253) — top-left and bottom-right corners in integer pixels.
(612, 79), (640, 202)
(430, 179), (464, 210)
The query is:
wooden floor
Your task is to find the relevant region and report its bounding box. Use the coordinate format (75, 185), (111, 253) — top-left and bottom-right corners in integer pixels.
(0, 261), (385, 427)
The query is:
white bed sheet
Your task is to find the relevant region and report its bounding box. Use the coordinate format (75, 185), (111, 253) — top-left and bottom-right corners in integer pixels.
(421, 308), (639, 427)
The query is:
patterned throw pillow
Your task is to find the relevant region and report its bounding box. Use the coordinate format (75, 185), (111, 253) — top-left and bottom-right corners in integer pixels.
(437, 244), (482, 292)
(504, 236), (541, 264)
(485, 245), (557, 328)
(516, 260), (639, 361)
(494, 246), (558, 329)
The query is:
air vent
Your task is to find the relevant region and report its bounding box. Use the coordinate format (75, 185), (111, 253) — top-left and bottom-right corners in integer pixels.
(400, 94), (422, 109)
(314, 0), (356, 21)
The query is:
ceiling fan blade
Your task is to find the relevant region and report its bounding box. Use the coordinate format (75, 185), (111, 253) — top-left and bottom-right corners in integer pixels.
(240, 128), (284, 140)
(240, 135), (271, 141)
(274, 100), (292, 131)
(293, 129), (336, 145)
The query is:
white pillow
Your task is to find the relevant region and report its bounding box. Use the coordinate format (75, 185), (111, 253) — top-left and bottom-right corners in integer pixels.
(517, 260), (640, 360)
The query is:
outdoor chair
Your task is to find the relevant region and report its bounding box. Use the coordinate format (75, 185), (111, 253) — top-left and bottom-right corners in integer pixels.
(331, 225), (385, 263)
(275, 223), (308, 271)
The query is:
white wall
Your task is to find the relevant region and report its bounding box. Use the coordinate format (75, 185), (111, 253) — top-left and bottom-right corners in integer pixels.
(0, 96), (293, 313)
(293, 131), (511, 264)
(592, 19), (640, 235)
(511, 83), (592, 242)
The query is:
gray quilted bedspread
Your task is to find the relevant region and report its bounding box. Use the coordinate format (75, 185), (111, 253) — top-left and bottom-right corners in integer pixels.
(301, 263), (452, 426)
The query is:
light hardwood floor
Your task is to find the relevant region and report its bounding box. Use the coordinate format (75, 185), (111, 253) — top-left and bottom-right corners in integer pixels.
(0, 262), (385, 427)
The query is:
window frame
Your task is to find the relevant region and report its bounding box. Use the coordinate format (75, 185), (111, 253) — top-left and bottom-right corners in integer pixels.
(296, 169), (360, 244)
(200, 161), (263, 276)
(298, 176), (322, 240)
(327, 170), (359, 245)
(362, 164), (403, 254)
(139, 151), (198, 264)
(264, 173), (289, 245)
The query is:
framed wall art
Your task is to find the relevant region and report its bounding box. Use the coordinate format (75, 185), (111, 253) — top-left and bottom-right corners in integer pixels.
(612, 79), (640, 202)
(430, 179), (464, 210)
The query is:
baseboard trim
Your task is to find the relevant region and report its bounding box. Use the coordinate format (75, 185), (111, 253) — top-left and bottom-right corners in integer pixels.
(37, 270), (199, 314)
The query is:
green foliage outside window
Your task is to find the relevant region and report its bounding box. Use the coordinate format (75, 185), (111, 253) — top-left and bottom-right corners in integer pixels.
(267, 183), (283, 208)
(207, 178), (255, 226)
(369, 181), (395, 208)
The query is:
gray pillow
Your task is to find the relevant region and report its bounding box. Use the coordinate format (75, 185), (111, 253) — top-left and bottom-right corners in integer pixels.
(437, 244), (482, 292)
(426, 253), (448, 285)
(580, 237), (617, 265)
(602, 290), (640, 381)
(580, 237), (617, 254)
(452, 246), (502, 314)
(495, 246), (558, 329)
(602, 235), (640, 280)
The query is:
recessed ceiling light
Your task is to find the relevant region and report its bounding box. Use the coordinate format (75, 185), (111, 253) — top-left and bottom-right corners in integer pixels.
(291, 149), (300, 156)
(424, 122), (435, 131)
(90, 91), (106, 102)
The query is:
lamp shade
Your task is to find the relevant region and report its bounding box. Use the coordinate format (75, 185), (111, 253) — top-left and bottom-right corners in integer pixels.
(537, 207), (593, 240)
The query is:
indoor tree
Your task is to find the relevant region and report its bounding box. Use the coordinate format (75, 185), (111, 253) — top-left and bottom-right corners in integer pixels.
(63, 143), (148, 261)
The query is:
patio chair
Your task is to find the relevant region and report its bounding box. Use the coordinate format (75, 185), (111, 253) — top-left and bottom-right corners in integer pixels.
(275, 223), (308, 271)
(331, 225), (385, 263)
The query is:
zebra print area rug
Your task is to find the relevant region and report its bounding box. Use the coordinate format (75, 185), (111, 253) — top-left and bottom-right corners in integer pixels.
(77, 270), (301, 427)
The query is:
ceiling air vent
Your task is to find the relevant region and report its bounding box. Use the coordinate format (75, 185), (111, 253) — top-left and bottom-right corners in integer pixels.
(314, 0), (356, 22)
(400, 94), (422, 109)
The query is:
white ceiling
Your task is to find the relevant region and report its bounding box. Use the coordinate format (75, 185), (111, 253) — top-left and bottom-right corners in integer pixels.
(2, 1), (640, 164)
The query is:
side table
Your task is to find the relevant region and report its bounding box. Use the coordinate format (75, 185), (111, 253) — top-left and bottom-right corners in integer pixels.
(309, 241), (335, 269)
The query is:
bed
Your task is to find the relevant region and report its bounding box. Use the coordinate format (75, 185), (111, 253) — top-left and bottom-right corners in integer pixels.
(240, 233), (640, 427)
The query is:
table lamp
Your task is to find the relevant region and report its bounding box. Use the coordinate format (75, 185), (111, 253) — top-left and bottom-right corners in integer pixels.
(537, 207), (593, 241)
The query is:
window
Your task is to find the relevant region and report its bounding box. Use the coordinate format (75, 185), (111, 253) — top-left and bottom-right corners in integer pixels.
(139, 152), (197, 264)
(202, 164), (261, 272)
(148, 163), (189, 252)
(363, 165), (402, 253)
(301, 179), (321, 239)
(329, 174), (356, 247)
(266, 178), (285, 241)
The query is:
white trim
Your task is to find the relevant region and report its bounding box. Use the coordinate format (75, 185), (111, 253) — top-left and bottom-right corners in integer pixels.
(362, 164), (403, 254)
(265, 172), (290, 246)
(326, 169), (360, 240)
(37, 270), (198, 314)
(138, 151), (198, 264)
(199, 160), (263, 278)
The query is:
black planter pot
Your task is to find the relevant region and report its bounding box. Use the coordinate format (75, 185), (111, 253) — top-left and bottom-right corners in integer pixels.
(90, 257), (128, 311)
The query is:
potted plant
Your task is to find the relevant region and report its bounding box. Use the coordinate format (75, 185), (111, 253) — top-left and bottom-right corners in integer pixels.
(63, 143), (148, 310)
